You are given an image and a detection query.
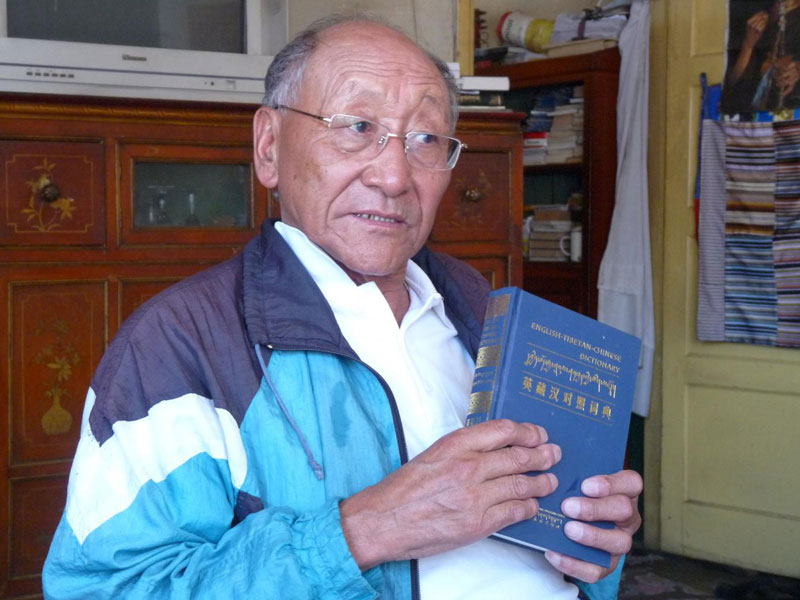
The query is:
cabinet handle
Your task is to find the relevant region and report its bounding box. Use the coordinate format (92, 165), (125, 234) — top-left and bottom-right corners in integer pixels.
(37, 182), (62, 204)
(463, 186), (483, 203)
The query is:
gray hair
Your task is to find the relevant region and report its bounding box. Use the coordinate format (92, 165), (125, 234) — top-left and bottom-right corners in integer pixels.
(262, 13), (460, 130)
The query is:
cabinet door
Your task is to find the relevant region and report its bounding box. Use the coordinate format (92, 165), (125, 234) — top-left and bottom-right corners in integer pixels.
(0, 260), (219, 598)
(1, 270), (108, 599)
(119, 142), (267, 247)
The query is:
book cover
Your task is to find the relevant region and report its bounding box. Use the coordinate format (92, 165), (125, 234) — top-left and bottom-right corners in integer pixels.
(466, 287), (641, 567)
(457, 75), (511, 92)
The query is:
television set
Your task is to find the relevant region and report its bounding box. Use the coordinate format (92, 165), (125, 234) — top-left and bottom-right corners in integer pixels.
(0, 0), (287, 104)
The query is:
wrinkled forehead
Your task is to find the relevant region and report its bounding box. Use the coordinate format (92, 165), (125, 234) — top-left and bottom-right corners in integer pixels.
(298, 23), (450, 119)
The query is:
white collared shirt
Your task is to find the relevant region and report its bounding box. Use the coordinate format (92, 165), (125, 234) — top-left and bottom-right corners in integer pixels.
(276, 222), (577, 600)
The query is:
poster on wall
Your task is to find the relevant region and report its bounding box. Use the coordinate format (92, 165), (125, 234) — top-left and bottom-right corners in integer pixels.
(721, 0), (800, 114)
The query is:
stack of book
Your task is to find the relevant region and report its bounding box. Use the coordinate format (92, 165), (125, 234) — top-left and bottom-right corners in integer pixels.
(523, 130), (548, 165)
(548, 11), (628, 46)
(457, 76), (511, 111)
(546, 88), (584, 163)
(521, 85), (585, 165)
(543, 38), (618, 58)
(527, 204), (572, 261)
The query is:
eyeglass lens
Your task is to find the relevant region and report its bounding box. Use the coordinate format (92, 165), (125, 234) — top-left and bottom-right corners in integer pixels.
(328, 115), (461, 170)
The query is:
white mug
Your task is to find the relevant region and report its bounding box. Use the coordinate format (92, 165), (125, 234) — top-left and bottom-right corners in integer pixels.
(559, 226), (582, 262)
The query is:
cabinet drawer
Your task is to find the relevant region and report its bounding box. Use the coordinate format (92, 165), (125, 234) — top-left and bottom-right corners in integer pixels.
(0, 139), (105, 246)
(431, 149), (511, 243)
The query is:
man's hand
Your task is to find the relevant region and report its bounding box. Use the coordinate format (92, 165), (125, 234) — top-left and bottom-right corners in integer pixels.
(544, 470), (643, 583)
(340, 419), (561, 570)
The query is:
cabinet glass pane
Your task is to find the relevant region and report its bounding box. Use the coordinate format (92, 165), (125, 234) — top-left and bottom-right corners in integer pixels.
(134, 162), (250, 229)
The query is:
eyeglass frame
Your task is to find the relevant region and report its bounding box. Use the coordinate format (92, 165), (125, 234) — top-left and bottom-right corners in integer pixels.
(274, 104), (467, 171)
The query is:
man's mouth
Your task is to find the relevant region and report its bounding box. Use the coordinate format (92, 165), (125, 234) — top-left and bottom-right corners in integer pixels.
(354, 213), (400, 224)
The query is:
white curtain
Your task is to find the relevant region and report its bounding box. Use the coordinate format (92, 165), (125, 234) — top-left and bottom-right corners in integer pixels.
(597, 0), (655, 417)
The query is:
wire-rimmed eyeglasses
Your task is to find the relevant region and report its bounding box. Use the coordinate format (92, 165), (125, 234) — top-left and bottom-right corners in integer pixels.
(276, 105), (466, 171)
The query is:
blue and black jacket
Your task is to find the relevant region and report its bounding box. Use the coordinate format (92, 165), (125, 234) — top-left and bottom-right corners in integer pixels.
(43, 220), (620, 599)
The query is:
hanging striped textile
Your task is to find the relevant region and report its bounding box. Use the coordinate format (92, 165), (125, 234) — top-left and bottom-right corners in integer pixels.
(723, 123), (777, 345)
(773, 120), (800, 346)
(697, 120), (727, 341)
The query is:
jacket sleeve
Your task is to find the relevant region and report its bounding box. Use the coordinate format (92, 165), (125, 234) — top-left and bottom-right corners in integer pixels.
(42, 386), (382, 600)
(42, 284), (382, 600)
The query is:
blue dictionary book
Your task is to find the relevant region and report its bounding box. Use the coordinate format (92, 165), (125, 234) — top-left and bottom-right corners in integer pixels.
(466, 287), (641, 567)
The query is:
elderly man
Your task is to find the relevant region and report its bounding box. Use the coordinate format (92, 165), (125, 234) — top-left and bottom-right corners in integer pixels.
(43, 15), (641, 600)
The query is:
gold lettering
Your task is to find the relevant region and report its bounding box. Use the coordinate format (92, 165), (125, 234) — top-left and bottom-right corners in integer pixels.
(522, 376), (533, 392)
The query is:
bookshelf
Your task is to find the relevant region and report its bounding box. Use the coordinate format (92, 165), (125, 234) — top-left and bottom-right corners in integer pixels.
(477, 48), (620, 317)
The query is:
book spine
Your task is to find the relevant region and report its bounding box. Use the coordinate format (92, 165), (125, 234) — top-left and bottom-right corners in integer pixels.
(466, 289), (515, 426)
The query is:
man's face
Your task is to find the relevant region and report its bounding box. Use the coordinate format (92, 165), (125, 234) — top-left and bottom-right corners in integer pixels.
(255, 23), (453, 282)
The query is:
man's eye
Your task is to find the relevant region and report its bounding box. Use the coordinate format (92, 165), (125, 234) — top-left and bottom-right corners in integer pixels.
(348, 120), (373, 134)
(415, 133), (438, 145)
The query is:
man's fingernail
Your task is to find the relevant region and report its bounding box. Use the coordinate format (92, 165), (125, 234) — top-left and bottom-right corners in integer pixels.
(564, 521), (583, 540)
(537, 425), (548, 442)
(544, 550), (561, 566)
(553, 445), (562, 462)
(562, 498), (581, 517)
(582, 479), (602, 496)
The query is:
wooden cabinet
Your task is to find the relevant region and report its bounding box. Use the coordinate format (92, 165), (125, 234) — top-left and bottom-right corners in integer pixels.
(433, 111), (524, 288)
(478, 48), (620, 317)
(0, 95), (522, 598)
(0, 94), (272, 599)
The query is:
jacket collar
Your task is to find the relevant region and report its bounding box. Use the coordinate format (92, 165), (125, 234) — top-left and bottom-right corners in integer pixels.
(242, 219), (486, 359)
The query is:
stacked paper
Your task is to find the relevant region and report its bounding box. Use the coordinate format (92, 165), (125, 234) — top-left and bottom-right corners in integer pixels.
(546, 97), (583, 164)
(549, 13), (627, 45)
(527, 205), (572, 262)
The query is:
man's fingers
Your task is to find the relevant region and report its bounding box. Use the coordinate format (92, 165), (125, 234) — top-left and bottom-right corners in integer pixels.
(563, 521), (633, 556)
(480, 497), (540, 533)
(580, 469), (643, 498)
(544, 550), (618, 584)
(480, 443), (561, 480)
(449, 419), (549, 453)
(496, 472), (558, 504)
(561, 494), (636, 525)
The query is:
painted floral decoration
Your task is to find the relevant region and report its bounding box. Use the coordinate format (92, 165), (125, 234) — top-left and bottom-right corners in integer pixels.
(21, 158), (77, 232)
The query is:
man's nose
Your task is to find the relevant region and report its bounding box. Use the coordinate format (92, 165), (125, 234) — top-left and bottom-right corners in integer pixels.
(361, 134), (413, 195)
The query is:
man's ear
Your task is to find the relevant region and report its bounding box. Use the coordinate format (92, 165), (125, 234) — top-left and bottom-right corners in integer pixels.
(253, 106), (280, 188)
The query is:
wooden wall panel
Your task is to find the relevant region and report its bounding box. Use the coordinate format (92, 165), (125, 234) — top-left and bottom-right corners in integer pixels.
(9, 476), (68, 580)
(10, 281), (106, 464)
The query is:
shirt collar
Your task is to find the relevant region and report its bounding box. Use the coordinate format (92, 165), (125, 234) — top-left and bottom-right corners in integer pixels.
(274, 221), (451, 329)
